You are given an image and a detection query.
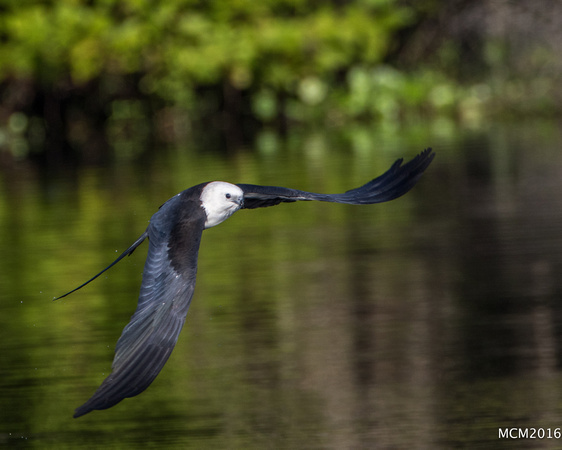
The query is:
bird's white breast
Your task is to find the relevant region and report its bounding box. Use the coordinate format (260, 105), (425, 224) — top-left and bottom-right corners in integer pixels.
(200, 181), (244, 229)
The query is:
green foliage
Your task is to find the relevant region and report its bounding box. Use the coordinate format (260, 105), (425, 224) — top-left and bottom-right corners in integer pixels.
(3, 0), (558, 161)
(0, 0), (410, 101)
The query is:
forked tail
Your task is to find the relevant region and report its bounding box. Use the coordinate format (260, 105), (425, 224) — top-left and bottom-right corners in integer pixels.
(54, 232), (148, 300)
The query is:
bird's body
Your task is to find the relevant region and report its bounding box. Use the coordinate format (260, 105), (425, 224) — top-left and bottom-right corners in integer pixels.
(60, 149), (435, 418)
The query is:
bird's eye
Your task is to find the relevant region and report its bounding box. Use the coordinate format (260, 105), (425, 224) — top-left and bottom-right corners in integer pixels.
(225, 193), (231, 199)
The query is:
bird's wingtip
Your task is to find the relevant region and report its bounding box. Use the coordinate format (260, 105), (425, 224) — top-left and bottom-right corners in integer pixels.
(423, 147), (435, 158)
(73, 402), (95, 418)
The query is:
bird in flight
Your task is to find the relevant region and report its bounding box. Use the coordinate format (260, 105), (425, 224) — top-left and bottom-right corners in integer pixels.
(59, 148), (434, 418)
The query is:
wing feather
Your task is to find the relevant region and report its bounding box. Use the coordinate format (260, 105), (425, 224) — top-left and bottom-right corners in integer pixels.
(238, 148), (434, 209)
(74, 192), (206, 418)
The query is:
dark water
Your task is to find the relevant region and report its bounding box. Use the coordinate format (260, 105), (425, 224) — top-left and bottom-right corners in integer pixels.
(2, 121), (562, 448)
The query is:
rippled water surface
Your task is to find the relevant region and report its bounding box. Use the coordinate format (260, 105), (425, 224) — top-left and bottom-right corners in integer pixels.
(2, 121), (562, 448)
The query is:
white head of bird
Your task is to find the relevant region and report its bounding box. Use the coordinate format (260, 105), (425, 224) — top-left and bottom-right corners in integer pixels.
(200, 181), (244, 229)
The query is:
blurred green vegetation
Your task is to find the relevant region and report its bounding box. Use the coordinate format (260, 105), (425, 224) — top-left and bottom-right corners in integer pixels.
(0, 0), (561, 161)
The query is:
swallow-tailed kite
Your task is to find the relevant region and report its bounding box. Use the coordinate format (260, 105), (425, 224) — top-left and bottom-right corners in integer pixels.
(58, 148), (434, 418)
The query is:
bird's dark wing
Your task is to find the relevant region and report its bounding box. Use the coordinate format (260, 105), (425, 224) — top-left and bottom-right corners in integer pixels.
(74, 192), (206, 418)
(238, 148), (434, 209)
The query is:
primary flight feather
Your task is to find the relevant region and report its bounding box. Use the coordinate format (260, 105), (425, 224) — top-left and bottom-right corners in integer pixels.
(59, 148), (434, 418)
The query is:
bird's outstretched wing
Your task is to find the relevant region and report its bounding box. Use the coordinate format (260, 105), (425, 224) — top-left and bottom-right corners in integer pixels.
(238, 148), (434, 209)
(74, 193), (206, 418)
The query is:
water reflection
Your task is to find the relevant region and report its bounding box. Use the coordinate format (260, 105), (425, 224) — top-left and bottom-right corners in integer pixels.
(2, 121), (562, 448)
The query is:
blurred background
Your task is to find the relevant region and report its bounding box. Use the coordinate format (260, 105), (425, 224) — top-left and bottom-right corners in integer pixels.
(1, 0), (561, 163)
(2, 0), (562, 448)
